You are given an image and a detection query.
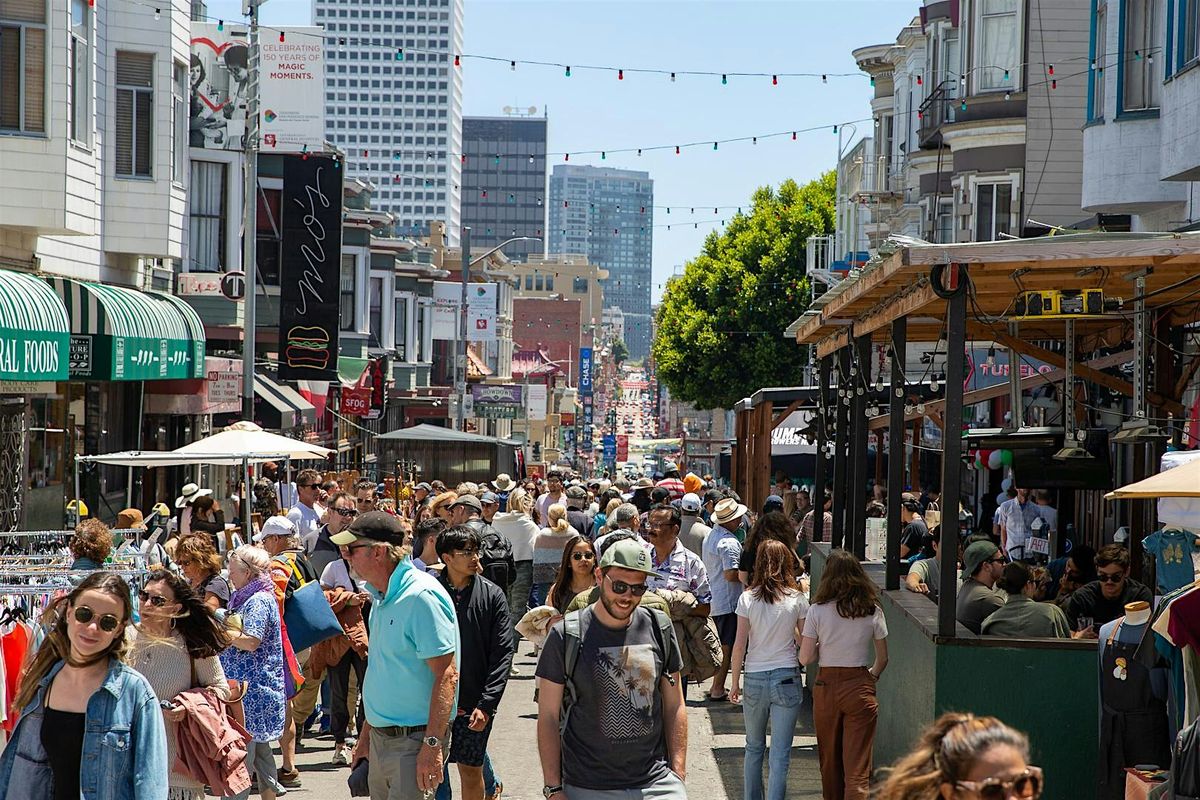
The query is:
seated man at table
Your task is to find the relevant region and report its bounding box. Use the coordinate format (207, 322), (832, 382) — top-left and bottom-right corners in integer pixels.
(955, 541), (1006, 635)
(904, 532), (960, 603)
(1065, 544), (1153, 637)
(981, 562), (1071, 638)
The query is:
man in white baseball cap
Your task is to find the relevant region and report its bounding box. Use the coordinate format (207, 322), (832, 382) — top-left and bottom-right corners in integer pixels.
(678, 493), (711, 558)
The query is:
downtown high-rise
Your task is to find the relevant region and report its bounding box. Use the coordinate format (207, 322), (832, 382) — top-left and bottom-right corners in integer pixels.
(461, 115), (548, 263)
(315, 0), (463, 242)
(548, 165), (654, 359)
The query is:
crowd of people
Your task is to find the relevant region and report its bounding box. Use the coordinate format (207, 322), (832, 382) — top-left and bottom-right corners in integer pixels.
(0, 462), (1053, 800)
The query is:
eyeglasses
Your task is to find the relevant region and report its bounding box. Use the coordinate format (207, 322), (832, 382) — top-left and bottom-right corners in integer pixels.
(955, 766), (1043, 800)
(138, 591), (170, 608)
(605, 575), (648, 596)
(345, 543), (375, 553)
(73, 605), (121, 632)
(1097, 572), (1125, 583)
(176, 558), (194, 567)
(987, 557), (1008, 565)
(572, 552), (595, 562)
(450, 549), (480, 559)
(333, 507), (358, 518)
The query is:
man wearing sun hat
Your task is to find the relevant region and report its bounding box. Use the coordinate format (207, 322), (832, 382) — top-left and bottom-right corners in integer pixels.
(702, 497), (746, 701)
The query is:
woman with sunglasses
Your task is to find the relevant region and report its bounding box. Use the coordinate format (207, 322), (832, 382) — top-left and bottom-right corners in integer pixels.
(0, 572), (167, 800)
(130, 569), (232, 800)
(876, 713), (1042, 800)
(175, 534), (231, 612)
(545, 535), (598, 616)
(221, 545), (288, 800)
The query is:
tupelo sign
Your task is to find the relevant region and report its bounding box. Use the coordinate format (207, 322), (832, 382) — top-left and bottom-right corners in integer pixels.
(278, 155), (342, 380)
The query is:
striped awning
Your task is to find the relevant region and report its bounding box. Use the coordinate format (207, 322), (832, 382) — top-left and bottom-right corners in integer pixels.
(255, 371), (317, 430)
(0, 271), (70, 381)
(49, 278), (206, 381)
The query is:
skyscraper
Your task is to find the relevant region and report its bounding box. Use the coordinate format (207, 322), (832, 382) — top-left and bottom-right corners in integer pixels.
(315, 0), (463, 243)
(548, 165), (654, 359)
(461, 115), (547, 263)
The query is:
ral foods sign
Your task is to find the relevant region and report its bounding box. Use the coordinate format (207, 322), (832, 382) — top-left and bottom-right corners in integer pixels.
(190, 24), (325, 153)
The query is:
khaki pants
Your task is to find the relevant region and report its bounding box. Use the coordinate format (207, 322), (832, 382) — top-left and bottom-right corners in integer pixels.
(812, 666), (878, 800)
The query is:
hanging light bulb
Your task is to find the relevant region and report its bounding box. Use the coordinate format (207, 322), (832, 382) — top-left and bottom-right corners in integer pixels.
(916, 74), (923, 85)
(565, 65), (571, 77)
(721, 73), (728, 85)
(453, 54), (460, 67)
(675, 146), (680, 155)
(528, 155), (534, 164)
(916, 403), (926, 415)
(985, 346), (996, 369)
(670, 72), (676, 82)
(509, 60), (516, 70)
(772, 74), (778, 85)
(904, 404), (914, 415)
(637, 148), (642, 157)
(894, 387), (904, 398)
(792, 131), (797, 140)
(217, 19), (224, 30)
(601, 151), (606, 160)
(822, 74), (828, 83)
(279, 30), (285, 42)
(618, 69), (624, 80)
(712, 142), (718, 150)
(153, 7), (160, 19)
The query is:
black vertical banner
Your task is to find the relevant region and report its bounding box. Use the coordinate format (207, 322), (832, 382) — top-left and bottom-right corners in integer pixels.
(278, 155), (342, 380)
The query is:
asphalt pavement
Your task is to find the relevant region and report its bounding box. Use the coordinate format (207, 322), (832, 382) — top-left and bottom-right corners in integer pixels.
(288, 640), (822, 800)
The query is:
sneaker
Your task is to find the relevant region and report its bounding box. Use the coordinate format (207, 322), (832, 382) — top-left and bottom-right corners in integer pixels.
(345, 736), (357, 749)
(332, 746), (350, 766)
(509, 664), (520, 677)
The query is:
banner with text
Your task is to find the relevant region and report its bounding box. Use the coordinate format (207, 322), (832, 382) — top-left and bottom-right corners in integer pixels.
(525, 384), (547, 422)
(431, 282), (498, 342)
(578, 347), (593, 396)
(278, 155), (342, 380)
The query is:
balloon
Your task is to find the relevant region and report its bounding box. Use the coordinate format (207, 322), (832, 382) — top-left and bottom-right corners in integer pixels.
(1001, 477), (1013, 491)
(997, 492), (1008, 506)
(988, 450), (1004, 471)
(977, 449), (990, 468)
(1000, 449), (1014, 466)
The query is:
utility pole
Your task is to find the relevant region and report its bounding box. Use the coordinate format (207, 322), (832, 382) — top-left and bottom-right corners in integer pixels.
(455, 225), (471, 431)
(240, 0), (261, 421)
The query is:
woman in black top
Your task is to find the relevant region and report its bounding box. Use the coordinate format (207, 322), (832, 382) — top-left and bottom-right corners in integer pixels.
(545, 534), (598, 615)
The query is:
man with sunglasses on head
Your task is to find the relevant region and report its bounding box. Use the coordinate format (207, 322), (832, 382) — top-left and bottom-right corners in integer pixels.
(955, 540), (1007, 635)
(1064, 544), (1152, 638)
(537, 539), (687, 800)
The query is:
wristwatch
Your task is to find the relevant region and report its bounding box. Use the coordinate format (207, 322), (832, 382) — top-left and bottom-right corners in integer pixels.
(542, 785), (564, 798)
(422, 735), (441, 748)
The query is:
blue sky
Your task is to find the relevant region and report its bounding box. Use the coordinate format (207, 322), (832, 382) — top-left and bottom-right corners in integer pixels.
(202, 0), (918, 301)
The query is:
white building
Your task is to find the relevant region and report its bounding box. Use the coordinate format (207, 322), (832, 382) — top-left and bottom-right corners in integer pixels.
(314, 0), (464, 244)
(601, 306), (625, 347)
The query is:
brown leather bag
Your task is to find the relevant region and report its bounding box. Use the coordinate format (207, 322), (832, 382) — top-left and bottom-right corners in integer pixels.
(223, 678), (248, 729)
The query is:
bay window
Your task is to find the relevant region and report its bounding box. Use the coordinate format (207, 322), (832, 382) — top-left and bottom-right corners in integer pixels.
(976, 0), (1020, 91)
(1122, 0), (1162, 111)
(1091, 0), (1107, 119)
(339, 255), (356, 332)
(0, 0), (46, 134)
(188, 161), (227, 272)
(115, 51), (153, 177)
(69, 0), (88, 141)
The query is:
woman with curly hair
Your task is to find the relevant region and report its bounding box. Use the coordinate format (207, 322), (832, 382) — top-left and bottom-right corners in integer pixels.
(800, 549), (889, 800)
(0, 572), (167, 799)
(875, 713), (1042, 800)
(174, 534), (232, 611)
(69, 519), (113, 570)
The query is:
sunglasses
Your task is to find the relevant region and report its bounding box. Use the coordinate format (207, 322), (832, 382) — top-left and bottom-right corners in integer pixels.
(955, 767), (1043, 800)
(73, 605), (121, 632)
(572, 552), (595, 562)
(333, 507), (358, 518)
(450, 549), (480, 559)
(605, 575), (648, 596)
(138, 591), (170, 608)
(1097, 572), (1125, 583)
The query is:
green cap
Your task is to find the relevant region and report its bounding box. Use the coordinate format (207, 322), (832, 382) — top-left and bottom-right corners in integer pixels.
(599, 539), (656, 575)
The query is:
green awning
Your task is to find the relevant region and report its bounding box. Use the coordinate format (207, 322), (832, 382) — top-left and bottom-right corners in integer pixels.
(49, 278), (206, 381)
(0, 271), (69, 381)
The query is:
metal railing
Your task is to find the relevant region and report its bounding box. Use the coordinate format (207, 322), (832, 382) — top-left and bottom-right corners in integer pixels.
(918, 80), (958, 147)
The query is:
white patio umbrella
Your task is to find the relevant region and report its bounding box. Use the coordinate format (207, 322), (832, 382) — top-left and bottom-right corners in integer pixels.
(172, 420), (333, 461)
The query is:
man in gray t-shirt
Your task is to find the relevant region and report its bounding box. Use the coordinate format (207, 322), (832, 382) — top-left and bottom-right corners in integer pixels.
(955, 541), (1006, 635)
(536, 541), (687, 799)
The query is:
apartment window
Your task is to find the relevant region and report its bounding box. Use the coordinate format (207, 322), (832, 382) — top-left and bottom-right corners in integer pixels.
(545, 276), (554, 291)
(394, 295), (409, 360)
(172, 62), (186, 181)
(0, 0), (47, 133)
(976, 0), (1020, 90)
(369, 277), (384, 346)
(1185, 0), (1199, 64)
(1123, 0), (1162, 110)
(188, 161), (226, 271)
(340, 255), (356, 331)
(524, 275), (533, 290)
(975, 181), (1013, 241)
(573, 277), (588, 294)
(115, 51), (153, 177)
(936, 198), (955, 244)
(69, 0), (88, 141)
(1091, 0), (1108, 119)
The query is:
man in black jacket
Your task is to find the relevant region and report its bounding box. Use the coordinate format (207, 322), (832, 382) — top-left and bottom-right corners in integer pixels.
(436, 525), (515, 800)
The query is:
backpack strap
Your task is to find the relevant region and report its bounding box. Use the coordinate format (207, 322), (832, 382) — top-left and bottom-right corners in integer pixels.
(646, 607), (677, 686)
(560, 610), (585, 734)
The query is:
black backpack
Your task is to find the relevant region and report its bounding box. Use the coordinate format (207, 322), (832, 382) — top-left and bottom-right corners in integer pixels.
(1175, 718), (1200, 799)
(467, 519), (515, 591)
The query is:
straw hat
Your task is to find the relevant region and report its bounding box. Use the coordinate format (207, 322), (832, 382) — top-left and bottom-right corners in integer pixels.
(712, 497), (748, 526)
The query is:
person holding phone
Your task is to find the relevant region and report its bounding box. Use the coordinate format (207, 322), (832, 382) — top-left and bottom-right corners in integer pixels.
(130, 569), (232, 800)
(0, 572), (167, 800)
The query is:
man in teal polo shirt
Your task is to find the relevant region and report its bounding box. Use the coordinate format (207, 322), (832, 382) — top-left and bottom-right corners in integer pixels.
(334, 511), (460, 800)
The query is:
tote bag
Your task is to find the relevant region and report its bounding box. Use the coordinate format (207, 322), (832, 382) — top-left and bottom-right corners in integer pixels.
(283, 580), (343, 652)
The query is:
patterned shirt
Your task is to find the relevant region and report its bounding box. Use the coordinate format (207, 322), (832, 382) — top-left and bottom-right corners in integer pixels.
(648, 539), (712, 604)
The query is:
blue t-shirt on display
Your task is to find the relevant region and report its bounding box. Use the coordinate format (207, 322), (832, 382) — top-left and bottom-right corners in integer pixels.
(1143, 529), (1200, 594)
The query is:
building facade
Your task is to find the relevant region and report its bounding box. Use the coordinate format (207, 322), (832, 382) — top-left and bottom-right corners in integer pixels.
(509, 253), (606, 335)
(547, 165), (653, 360)
(314, 0), (464, 243)
(461, 114), (547, 262)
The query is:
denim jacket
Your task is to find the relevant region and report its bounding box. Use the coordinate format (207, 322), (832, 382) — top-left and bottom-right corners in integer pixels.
(0, 658), (168, 800)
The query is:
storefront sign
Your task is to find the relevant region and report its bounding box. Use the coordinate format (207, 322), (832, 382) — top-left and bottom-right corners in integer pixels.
(177, 273), (224, 297)
(477, 405), (520, 420)
(339, 357), (386, 418)
(278, 155), (342, 380)
(578, 348), (593, 395)
(471, 384), (524, 406)
(560, 412), (575, 426)
(340, 385), (371, 416)
(0, 381), (54, 395)
(0, 334), (65, 382)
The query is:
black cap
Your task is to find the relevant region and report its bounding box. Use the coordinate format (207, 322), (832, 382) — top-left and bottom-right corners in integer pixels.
(330, 510), (407, 546)
(449, 494), (483, 513)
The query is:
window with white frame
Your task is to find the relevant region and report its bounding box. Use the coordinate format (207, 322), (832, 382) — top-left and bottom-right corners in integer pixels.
(1185, 0), (1199, 63)
(172, 62), (186, 180)
(394, 294), (411, 361)
(339, 255), (356, 331)
(976, 0), (1020, 91)
(368, 276), (384, 347)
(975, 181), (1013, 241)
(936, 198), (955, 244)
(188, 161), (226, 272)
(68, 0), (88, 142)
(1123, 0), (1162, 111)
(0, 0), (47, 133)
(115, 51), (153, 177)
(417, 298), (433, 362)
(1091, 0), (1107, 119)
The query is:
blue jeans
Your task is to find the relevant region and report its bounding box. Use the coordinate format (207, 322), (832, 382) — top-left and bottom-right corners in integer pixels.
(434, 752), (500, 800)
(742, 667), (803, 800)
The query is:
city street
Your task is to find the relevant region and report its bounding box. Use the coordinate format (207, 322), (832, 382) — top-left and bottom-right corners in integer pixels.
(291, 641), (822, 799)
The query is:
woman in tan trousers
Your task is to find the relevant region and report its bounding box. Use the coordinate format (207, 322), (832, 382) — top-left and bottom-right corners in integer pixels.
(800, 550), (890, 800)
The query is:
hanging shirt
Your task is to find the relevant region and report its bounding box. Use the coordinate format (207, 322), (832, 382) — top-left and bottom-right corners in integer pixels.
(1143, 529), (1200, 594)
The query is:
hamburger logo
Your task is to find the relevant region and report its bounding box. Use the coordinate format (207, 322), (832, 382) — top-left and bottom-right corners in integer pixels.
(285, 326), (330, 369)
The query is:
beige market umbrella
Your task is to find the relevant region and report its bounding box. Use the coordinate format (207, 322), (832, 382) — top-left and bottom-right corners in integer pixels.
(172, 420), (333, 462)
(1105, 457), (1200, 499)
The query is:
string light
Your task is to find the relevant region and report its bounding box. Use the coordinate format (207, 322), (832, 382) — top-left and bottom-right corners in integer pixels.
(618, 69), (624, 80)
(396, 49), (404, 61)
(278, 30), (285, 42)
(565, 65), (571, 77)
(772, 75), (778, 85)
(454, 54), (461, 67)
(670, 72), (676, 82)
(510, 60), (515, 70)
(216, 19), (223, 30)
(153, 7), (159, 18)
(721, 73), (728, 85)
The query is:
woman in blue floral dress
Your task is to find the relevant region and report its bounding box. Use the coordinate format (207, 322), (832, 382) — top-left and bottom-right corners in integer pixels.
(220, 545), (286, 800)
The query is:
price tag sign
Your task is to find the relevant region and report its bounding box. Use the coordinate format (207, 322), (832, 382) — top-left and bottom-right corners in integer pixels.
(1028, 536), (1050, 556)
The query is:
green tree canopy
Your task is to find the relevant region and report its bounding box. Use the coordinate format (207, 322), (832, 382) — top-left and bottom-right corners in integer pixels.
(652, 172), (835, 409)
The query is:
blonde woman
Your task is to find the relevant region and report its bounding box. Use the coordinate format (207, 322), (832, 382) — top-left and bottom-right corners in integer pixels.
(492, 487), (540, 625)
(531, 503), (578, 607)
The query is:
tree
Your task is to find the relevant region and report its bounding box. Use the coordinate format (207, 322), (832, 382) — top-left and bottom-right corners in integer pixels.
(610, 339), (629, 364)
(651, 172), (836, 410)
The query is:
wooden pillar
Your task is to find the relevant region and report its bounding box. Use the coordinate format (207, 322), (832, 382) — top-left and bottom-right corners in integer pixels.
(756, 401), (773, 508)
(813, 357), (830, 544)
(939, 267), (968, 637)
(849, 333), (870, 559)
(831, 347), (850, 549)
(885, 317), (907, 591)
